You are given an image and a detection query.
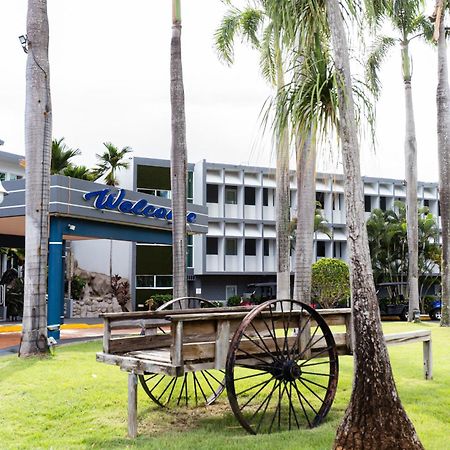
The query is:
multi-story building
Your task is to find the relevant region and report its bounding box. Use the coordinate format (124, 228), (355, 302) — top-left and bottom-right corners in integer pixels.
(98, 157), (438, 309)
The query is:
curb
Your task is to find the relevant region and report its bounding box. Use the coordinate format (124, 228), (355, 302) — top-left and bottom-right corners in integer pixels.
(0, 323), (103, 333)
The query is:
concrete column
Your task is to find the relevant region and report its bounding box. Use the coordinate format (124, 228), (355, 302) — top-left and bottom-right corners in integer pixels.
(47, 218), (64, 339)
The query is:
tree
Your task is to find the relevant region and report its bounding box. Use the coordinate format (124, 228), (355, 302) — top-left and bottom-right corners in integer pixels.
(63, 165), (95, 181)
(93, 142), (131, 285)
(311, 258), (350, 308)
(50, 137), (80, 175)
(325, 0), (424, 447)
(19, 0), (52, 357)
(433, 0), (450, 327)
(170, 0), (188, 299)
(367, 203), (441, 308)
(215, 2), (291, 299)
(93, 142), (131, 186)
(366, 0), (432, 321)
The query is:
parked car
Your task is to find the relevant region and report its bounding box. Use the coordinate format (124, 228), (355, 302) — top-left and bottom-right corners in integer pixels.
(428, 298), (442, 321)
(376, 282), (409, 321)
(241, 282), (277, 304)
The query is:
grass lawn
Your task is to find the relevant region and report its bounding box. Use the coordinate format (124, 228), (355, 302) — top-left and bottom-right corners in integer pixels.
(0, 321), (449, 449)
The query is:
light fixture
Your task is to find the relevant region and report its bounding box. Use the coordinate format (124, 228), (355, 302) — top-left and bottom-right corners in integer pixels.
(18, 35), (28, 54)
(67, 224), (76, 231)
(0, 181), (8, 205)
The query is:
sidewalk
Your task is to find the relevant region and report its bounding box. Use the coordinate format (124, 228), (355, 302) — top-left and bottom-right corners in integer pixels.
(0, 318), (104, 354)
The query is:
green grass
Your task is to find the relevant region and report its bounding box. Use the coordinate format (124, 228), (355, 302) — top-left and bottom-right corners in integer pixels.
(0, 322), (449, 449)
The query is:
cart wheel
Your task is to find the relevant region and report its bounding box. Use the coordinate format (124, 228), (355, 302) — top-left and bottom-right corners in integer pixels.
(226, 299), (338, 434)
(139, 297), (225, 407)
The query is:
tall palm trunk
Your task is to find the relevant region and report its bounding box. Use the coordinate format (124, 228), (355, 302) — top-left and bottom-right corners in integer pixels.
(325, 0), (423, 448)
(293, 130), (315, 302)
(274, 30), (291, 300)
(170, 0), (188, 299)
(402, 40), (420, 321)
(19, 0), (52, 356)
(435, 0), (450, 327)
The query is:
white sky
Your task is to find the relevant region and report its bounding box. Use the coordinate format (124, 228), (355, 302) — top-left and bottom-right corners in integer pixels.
(0, 0), (444, 182)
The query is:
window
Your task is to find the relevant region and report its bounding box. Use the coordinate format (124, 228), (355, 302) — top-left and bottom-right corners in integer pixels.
(263, 239), (270, 256)
(225, 238), (238, 255)
(0, 173), (6, 181)
(334, 242), (343, 258)
(245, 239), (256, 256)
(333, 194), (342, 210)
(226, 285), (238, 300)
(136, 275), (155, 288)
(206, 184), (219, 203)
(424, 199), (430, 208)
(245, 187), (256, 205)
(316, 241), (326, 257)
(187, 235), (193, 267)
(155, 275), (172, 288)
(379, 196), (387, 211)
(225, 186), (238, 204)
(263, 188), (269, 206)
(438, 201), (441, 217)
(206, 237), (218, 255)
(364, 196), (372, 213)
(316, 192), (325, 209)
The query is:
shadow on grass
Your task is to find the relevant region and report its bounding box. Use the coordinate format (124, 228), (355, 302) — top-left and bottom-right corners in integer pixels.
(83, 400), (341, 449)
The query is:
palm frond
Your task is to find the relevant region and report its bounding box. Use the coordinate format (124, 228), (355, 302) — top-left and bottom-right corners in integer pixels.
(366, 35), (396, 97)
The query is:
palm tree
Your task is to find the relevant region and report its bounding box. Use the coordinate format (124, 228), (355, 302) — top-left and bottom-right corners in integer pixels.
(51, 138), (80, 175)
(433, 0), (450, 327)
(325, 0), (424, 447)
(19, 0), (52, 357)
(93, 142), (131, 186)
(366, 0), (433, 321)
(170, 0), (188, 300)
(63, 165), (95, 181)
(94, 142), (131, 286)
(215, 2), (292, 299)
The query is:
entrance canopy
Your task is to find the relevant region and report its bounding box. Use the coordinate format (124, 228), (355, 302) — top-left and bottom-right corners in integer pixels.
(0, 175), (208, 338)
(0, 175), (208, 244)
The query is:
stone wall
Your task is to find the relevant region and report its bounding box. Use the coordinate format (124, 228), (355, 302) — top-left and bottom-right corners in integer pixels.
(71, 267), (126, 318)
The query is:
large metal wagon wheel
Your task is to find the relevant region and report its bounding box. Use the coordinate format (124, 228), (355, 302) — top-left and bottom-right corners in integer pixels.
(139, 297), (226, 407)
(226, 299), (338, 434)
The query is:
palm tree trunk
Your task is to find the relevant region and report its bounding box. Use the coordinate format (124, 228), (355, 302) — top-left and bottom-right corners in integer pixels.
(401, 41), (420, 322)
(170, 0), (188, 300)
(293, 129), (315, 302)
(274, 30), (291, 300)
(435, 0), (450, 327)
(325, 0), (424, 448)
(19, 0), (52, 356)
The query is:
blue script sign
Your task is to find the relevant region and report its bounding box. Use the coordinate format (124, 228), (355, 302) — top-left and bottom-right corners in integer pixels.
(83, 189), (197, 223)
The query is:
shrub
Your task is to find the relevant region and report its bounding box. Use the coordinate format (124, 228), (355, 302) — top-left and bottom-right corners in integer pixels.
(146, 294), (173, 310)
(227, 295), (242, 306)
(70, 275), (86, 300)
(311, 258), (350, 308)
(111, 274), (131, 312)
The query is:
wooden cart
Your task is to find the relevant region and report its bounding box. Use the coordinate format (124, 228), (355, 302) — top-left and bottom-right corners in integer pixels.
(96, 297), (431, 437)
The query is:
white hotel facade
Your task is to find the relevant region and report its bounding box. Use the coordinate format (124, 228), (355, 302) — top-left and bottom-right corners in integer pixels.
(0, 149), (441, 310)
(122, 158), (440, 308)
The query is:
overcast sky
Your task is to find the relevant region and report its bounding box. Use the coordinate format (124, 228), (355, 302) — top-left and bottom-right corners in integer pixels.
(0, 0), (443, 182)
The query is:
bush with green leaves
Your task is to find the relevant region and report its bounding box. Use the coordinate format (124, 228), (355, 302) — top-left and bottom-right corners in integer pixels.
(145, 294), (173, 310)
(227, 295), (242, 306)
(311, 258), (350, 308)
(70, 275), (86, 300)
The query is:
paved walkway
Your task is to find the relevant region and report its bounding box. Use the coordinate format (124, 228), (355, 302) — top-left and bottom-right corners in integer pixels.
(0, 319), (104, 354)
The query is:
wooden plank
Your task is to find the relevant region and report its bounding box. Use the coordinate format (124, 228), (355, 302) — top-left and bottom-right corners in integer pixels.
(384, 330), (431, 346)
(127, 349), (171, 363)
(128, 371), (138, 438)
(181, 333), (347, 363)
(109, 334), (172, 354)
(215, 320), (230, 369)
(103, 318), (111, 354)
(423, 339), (433, 380)
(96, 352), (177, 376)
(171, 321), (184, 369)
(299, 315), (312, 359)
(345, 313), (353, 353)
